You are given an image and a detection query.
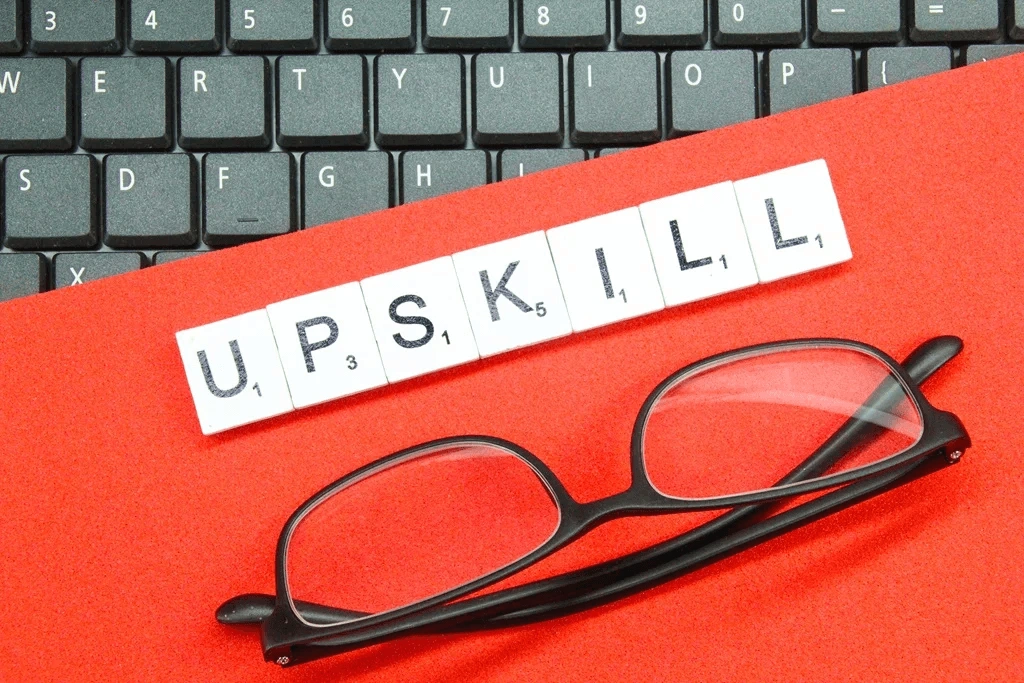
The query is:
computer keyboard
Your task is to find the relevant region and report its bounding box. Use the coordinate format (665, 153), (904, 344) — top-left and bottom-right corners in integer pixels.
(1, 0), (1022, 303)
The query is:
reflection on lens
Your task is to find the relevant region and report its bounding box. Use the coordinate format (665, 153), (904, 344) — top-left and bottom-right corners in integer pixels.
(285, 441), (560, 627)
(641, 344), (924, 500)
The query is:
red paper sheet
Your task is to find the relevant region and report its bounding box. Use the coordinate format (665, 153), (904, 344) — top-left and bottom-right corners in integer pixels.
(1, 56), (1023, 682)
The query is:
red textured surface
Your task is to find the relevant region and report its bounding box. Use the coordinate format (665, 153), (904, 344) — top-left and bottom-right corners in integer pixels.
(2, 56), (1023, 682)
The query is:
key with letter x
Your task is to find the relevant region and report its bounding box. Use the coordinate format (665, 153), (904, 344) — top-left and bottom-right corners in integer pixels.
(54, 253), (143, 289)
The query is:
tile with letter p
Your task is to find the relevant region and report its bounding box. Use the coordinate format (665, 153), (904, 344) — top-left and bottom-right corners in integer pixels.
(639, 181), (759, 307)
(733, 159), (852, 283)
(176, 310), (294, 435)
(361, 256), (480, 383)
(546, 207), (665, 333)
(266, 283), (388, 409)
(452, 232), (572, 357)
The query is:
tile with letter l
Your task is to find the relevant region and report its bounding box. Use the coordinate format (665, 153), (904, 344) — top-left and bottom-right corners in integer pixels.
(546, 207), (665, 333)
(176, 310), (294, 435)
(266, 283), (388, 409)
(361, 256), (480, 383)
(639, 181), (759, 307)
(732, 159), (852, 283)
(452, 231), (572, 357)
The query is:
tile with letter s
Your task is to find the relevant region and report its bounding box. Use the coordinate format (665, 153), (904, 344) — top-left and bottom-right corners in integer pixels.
(452, 231), (572, 357)
(546, 207), (665, 333)
(361, 256), (480, 383)
(176, 310), (294, 435)
(266, 283), (388, 409)
(639, 181), (759, 307)
(732, 159), (852, 283)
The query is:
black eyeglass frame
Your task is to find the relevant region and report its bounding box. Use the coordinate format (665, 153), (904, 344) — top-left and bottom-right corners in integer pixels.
(238, 338), (970, 663)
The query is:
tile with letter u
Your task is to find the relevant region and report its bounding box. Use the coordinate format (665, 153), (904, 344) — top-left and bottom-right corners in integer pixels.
(176, 310), (294, 435)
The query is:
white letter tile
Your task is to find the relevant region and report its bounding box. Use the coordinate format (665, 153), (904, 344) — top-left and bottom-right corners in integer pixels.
(452, 232), (572, 357)
(639, 181), (759, 307)
(732, 159), (852, 283)
(546, 207), (665, 333)
(266, 283), (388, 409)
(361, 256), (480, 383)
(176, 310), (294, 435)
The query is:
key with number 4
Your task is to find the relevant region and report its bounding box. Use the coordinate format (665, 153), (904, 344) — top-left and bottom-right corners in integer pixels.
(130, 0), (221, 53)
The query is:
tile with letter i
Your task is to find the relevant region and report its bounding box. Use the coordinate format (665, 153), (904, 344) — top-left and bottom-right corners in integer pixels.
(452, 232), (572, 357)
(732, 159), (852, 283)
(176, 310), (294, 435)
(361, 256), (480, 383)
(546, 207), (665, 333)
(639, 181), (759, 307)
(266, 283), (388, 409)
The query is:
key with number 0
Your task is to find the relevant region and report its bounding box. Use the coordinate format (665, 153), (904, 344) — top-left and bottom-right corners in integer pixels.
(716, 0), (803, 46)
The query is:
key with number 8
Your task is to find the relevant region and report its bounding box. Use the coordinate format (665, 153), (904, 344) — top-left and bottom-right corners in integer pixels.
(520, 0), (608, 49)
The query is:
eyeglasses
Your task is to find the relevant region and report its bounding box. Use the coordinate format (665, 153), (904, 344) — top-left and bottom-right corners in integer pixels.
(218, 336), (970, 667)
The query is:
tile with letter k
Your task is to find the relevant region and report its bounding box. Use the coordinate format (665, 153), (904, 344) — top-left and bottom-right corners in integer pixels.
(452, 231), (572, 357)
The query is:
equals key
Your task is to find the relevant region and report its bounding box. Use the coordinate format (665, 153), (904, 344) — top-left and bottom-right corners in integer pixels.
(814, 0), (901, 43)
(203, 153), (295, 246)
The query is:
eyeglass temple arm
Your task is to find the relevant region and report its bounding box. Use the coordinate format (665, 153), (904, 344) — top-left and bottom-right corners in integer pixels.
(218, 336), (962, 631)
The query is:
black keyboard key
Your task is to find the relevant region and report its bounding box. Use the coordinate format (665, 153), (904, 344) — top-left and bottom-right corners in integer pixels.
(0, 253), (46, 302)
(596, 148), (635, 157)
(571, 51), (660, 145)
(716, 0), (803, 46)
(910, 0), (999, 42)
(0, 0), (22, 53)
(1014, 0), (1024, 39)
(179, 57), (270, 150)
(80, 57), (173, 151)
(326, 0), (414, 51)
(302, 151), (391, 226)
(424, 0), (512, 50)
(814, 0), (901, 43)
(30, 0), (120, 54)
(498, 149), (585, 180)
(154, 251), (201, 265)
(668, 50), (756, 135)
(227, 0), (318, 53)
(399, 150), (488, 203)
(129, 0), (221, 54)
(618, 0), (705, 48)
(473, 53), (562, 146)
(766, 49), (852, 114)
(105, 154), (198, 248)
(520, 0), (608, 49)
(375, 54), (465, 148)
(865, 47), (948, 89)
(204, 153), (294, 246)
(2, 155), (97, 249)
(0, 58), (72, 151)
(965, 45), (1024, 64)
(278, 55), (368, 148)
(54, 252), (142, 289)
(765, 48), (851, 114)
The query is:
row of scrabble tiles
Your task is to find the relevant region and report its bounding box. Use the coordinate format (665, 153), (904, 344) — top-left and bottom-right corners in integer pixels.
(176, 159), (851, 435)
